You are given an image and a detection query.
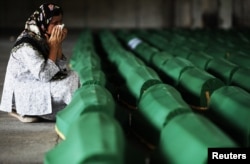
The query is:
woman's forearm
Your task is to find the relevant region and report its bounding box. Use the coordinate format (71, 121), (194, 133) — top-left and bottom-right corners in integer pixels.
(57, 46), (63, 60)
(48, 47), (58, 62)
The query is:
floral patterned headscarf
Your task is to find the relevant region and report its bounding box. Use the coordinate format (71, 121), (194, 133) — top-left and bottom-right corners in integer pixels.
(13, 3), (63, 58)
(25, 3), (63, 37)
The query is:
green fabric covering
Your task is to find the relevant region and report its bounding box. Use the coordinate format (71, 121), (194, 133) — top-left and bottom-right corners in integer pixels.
(171, 47), (192, 59)
(208, 86), (250, 146)
(206, 58), (239, 85)
(136, 33), (170, 52)
(144, 31), (177, 51)
(97, 31), (126, 68)
(226, 53), (250, 69)
(121, 65), (162, 99)
(99, 31), (125, 63)
(231, 68), (250, 92)
(156, 113), (237, 164)
(133, 83), (191, 143)
(187, 52), (213, 70)
(45, 112), (125, 164)
(70, 30), (96, 69)
(70, 51), (101, 72)
(138, 83), (191, 130)
(80, 52), (100, 68)
(178, 68), (225, 109)
(78, 67), (106, 86)
(56, 85), (115, 138)
(159, 57), (194, 86)
(101, 30), (163, 100)
(151, 51), (173, 67)
(106, 49), (126, 64)
(69, 50), (84, 69)
(133, 42), (159, 63)
(117, 31), (160, 64)
(74, 30), (93, 48)
(184, 39), (207, 52)
(203, 46), (228, 58)
(118, 53), (145, 72)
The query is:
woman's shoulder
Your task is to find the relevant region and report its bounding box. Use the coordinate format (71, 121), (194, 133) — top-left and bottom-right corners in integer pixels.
(12, 37), (48, 57)
(12, 31), (48, 55)
(11, 42), (37, 54)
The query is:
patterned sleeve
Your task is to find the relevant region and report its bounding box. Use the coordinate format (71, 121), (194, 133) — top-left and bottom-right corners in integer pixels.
(17, 43), (60, 82)
(56, 54), (68, 72)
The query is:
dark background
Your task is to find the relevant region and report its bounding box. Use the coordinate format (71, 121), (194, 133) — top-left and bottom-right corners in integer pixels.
(0, 0), (249, 32)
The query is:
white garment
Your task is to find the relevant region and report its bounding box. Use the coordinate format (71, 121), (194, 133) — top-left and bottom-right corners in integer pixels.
(0, 43), (79, 116)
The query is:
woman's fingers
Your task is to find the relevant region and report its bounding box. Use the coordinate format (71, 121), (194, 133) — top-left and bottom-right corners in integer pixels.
(61, 28), (67, 41)
(47, 25), (65, 49)
(54, 26), (61, 38)
(56, 26), (64, 40)
(50, 26), (63, 42)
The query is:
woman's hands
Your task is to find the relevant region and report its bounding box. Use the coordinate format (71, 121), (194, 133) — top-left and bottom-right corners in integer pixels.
(61, 26), (68, 41)
(46, 25), (68, 62)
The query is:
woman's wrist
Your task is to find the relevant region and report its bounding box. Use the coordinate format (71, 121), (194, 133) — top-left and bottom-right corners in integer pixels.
(57, 46), (63, 59)
(48, 47), (58, 62)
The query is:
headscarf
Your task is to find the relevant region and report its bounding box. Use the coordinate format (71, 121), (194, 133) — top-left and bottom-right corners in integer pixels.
(25, 3), (63, 37)
(13, 3), (63, 59)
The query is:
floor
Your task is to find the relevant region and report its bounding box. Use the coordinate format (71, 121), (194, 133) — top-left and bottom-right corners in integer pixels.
(0, 112), (58, 163)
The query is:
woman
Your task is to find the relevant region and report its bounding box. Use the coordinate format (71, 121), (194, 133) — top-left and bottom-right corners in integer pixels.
(0, 3), (79, 122)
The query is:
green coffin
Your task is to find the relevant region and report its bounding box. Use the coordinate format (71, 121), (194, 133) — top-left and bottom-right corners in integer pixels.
(117, 54), (145, 72)
(138, 83), (191, 130)
(133, 83), (191, 144)
(55, 85), (115, 139)
(133, 42), (159, 63)
(206, 58), (239, 85)
(231, 68), (250, 92)
(121, 65), (162, 99)
(208, 86), (250, 146)
(226, 53), (250, 69)
(154, 113), (237, 164)
(151, 51), (173, 67)
(70, 51), (101, 72)
(69, 50), (84, 69)
(77, 67), (106, 87)
(45, 112), (125, 164)
(159, 57), (194, 86)
(203, 47), (227, 58)
(137, 33), (170, 52)
(187, 52), (213, 70)
(178, 68), (225, 109)
(171, 47), (192, 59)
